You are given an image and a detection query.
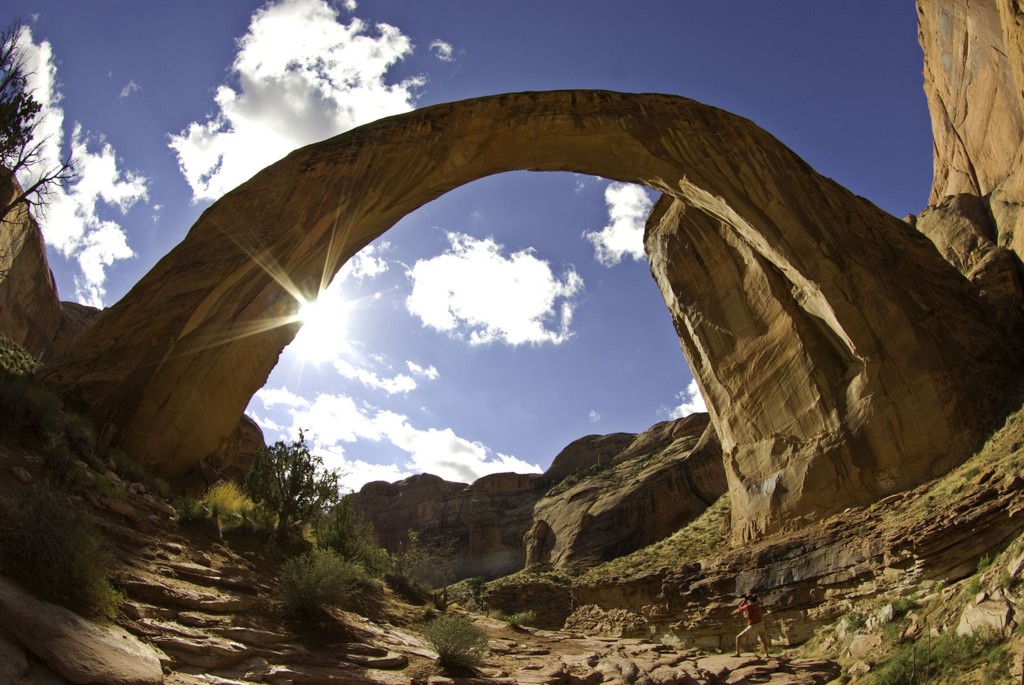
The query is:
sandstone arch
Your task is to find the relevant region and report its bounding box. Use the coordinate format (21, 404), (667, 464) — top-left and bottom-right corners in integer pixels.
(39, 90), (1021, 539)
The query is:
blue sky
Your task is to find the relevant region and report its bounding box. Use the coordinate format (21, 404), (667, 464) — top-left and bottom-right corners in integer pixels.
(13, 1), (932, 491)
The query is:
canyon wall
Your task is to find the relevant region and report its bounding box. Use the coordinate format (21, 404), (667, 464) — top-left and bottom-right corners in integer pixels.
(35, 83), (1022, 539)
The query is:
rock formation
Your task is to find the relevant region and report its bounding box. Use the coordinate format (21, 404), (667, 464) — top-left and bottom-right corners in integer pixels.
(354, 415), (724, 578)
(528, 414), (725, 571)
(0, 173), (264, 486)
(915, 0), (1024, 340)
(356, 472), (540, 580)
(0, 173), (63, 359)
(37, 86), (1022, 541)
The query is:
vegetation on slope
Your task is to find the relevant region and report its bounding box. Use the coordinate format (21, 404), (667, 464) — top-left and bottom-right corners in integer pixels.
(580, 493), (730, 582)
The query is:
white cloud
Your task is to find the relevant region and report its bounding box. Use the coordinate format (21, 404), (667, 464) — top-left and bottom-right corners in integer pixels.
(169, 0), (423, 202)
(583, 181), (655, 266)
(668, 379), (708, 418)
(118, 79), (141, 99)
(341, 240), (390, 280)
(332, 358), (417, 394)
(255, 386), (310, 408)
(261, 389), (542, 490)
(406, 232), (584, 346)
(407, 361), (439, 380)
(430, 39), (455, 62)
(588, 409), (601, 423)
(18, 29), (148, 306)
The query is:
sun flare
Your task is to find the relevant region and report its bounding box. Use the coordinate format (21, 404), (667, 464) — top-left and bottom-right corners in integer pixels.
(289, 290), (350, 365)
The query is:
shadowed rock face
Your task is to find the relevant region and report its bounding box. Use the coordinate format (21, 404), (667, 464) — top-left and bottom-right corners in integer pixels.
(38, 89), (1022, 539)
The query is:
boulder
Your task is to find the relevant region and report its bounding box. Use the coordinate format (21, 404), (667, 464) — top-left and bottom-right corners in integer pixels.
(0, 576), (163, 685)
(956, 599), (1014, 637)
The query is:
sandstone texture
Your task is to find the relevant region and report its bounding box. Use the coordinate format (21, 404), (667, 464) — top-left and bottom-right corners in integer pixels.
(0, 576), (164, 685)
(528, 414), (725, 571)
(0, 173), (63, 359)
(566, 405), (1024, 653)
(354, 416), (723, 578)
(0, 439), (845, 685)
(356, 472), (540, 580)
(38, 88), (1022, 542)
(917, 0), (1024, 329)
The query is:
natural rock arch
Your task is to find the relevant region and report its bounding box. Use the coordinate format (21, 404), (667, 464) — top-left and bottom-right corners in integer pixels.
(40, 90), (1020, 539)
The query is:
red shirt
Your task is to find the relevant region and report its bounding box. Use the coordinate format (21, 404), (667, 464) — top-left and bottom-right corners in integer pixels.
(739, 600), (763, 625)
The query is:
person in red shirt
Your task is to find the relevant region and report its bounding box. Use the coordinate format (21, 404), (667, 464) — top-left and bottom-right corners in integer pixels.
(734, 594), (770, 657)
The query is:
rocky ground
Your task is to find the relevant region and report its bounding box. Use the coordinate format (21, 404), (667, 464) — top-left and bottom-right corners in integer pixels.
(0, 437), (843, 685)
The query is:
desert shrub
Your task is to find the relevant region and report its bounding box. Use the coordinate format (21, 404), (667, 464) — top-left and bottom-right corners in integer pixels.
(0, 334), (37, 379)
(279, 548), (371, 616)
(977, 554), (992, 573)
(503, 610), (537, 628)
(424, 613), (488, 672)
(314, 496), (392, 574)
(0, 380), (63, 436)
(61, 412), (95, 459)
(107, 447), (168, 497)
(842, 611), (866, 632)
(890, 596), (916, 618)
(0, 487), (122, 618)
(240, 501), (277, 535)
(175, 495), (207, 525)
(203, 480), (252, 531)
(869, 631), (1003, 685)
(245, 430), (341, 539)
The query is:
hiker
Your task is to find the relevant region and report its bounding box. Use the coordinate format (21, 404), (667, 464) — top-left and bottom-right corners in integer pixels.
(734, 593), (770, 658)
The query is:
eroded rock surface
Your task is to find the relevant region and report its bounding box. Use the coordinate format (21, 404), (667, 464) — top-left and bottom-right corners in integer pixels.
(0, 174), (62, 359)
(529, 414), (725, 571)
(918, 0), (1024, 308)
(355, 416), (723, 578)
(37, 89), (1020, 540)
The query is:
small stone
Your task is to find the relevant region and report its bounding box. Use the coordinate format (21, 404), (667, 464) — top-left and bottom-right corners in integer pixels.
(192, 550), (213, 567)
(849, 660), (871, 675)
(11, 466), (31, 484)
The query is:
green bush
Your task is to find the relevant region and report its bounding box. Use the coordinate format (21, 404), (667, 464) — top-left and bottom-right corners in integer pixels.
(0, 380), (63, 436)
(176, 496), (207, 525)
(503, 610), (537, 628)
(0, 488), (122, 618)
(869, 631), (1003, 684)
(244, 430), (341, 539)
(314, 496), (392, 574)
(0, 333), (37, 379)
(61, 412), (95, 461)
(107, 447), (168, 497)
(424, 613), (489, 672)
(279, 548), (371, 616)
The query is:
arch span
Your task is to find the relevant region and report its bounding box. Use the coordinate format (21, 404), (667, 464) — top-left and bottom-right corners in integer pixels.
(40, 91), (1020, 539)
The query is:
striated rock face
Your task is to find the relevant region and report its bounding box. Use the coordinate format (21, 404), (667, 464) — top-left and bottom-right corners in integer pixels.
(354, 472), (540, 580)
(0, 174), (63, 359)
(38, 88), (1023, 539)
(354, 416), (723, 578)
(529, 414), (725, 571)
(51, 300), (103, 359)
(646, 185), (1020, 541)
(568, 439), (1024, 651)
(918, 0), (1024, 273)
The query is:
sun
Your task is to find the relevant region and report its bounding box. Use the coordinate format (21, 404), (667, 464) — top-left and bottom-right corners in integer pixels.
(288, 289), (351, 365)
